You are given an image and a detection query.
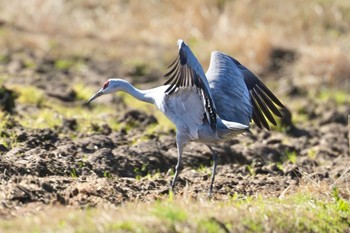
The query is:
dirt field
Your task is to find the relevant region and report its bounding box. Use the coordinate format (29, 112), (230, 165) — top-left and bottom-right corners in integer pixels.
(0, 0), (349, 232)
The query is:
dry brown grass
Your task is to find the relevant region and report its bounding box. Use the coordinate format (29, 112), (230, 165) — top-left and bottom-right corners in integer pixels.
(1, 0), (350, 83)
(296, 46), (350, 86)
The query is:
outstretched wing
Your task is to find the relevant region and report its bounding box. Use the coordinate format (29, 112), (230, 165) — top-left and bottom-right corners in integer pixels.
(164, 40), (216, 129)
(206, 51), (285, 130)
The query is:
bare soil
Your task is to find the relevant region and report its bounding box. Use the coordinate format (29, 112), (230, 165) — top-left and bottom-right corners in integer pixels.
(0, 49), (349, 219)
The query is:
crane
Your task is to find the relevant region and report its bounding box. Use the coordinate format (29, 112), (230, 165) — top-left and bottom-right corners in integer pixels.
(87, 39), (285, 196)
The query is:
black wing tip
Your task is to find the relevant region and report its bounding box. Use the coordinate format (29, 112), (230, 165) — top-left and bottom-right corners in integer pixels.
(251, 95), (282, 130)
(240, 63), (286, 129)
(255, 78), (286, 109)
(251, 89), (277, 125)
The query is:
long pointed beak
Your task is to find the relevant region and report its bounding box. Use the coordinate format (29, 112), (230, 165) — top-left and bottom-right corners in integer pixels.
(87, 89), (103, 104)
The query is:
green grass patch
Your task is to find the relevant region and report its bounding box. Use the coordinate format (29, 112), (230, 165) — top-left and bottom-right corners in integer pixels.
(8, 84), (123, 133)
(54, 58), (82, 71)
(0, 74), (11, 85)
(1, 191), (348, 233)
(285, 150), (297, 164)
(72, 83), (95, 101)
(134, 163), (149, 180)
(196, 163), (211, 173)
(0, 113), (18, 148)
(14, 85), (45, 106)
(316, 88), (350, 105)
(20, 108), (63, 129)
(293, 109), (309, 124)
(8, 83), (174, 135)
(153, 201), (188, 223)
(106, 221), (144, 232)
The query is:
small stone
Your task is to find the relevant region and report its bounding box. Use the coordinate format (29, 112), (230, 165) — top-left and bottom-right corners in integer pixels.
(42, 182), (54, 193)
(71, 188), (79, 196)
(56, 193), (67, 205)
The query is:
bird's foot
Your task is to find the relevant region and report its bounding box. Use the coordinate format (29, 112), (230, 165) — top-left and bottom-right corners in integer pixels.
(207, 190), (213, 200)
(170, 180), (176, 195)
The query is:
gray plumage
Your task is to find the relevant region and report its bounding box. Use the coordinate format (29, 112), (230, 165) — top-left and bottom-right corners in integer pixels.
(207, 51), (252, 126)
(87, 39), (285, 196)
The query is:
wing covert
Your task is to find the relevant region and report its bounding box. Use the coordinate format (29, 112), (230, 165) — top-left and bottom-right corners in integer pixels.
(207, 51), (285, 130)
(164, 40), (216, 129)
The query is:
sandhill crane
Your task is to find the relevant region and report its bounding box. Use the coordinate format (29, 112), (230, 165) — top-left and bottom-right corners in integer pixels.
(87, 39), (285, 196)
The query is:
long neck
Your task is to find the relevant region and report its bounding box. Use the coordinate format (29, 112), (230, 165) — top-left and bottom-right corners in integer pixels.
(118, 80), (154, 104)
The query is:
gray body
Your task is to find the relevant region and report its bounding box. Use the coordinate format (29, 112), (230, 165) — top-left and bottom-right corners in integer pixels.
(147, 85), (248, 145)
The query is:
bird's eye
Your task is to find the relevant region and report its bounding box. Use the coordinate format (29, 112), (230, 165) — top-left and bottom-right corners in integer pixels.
(102, 81), (109, 89)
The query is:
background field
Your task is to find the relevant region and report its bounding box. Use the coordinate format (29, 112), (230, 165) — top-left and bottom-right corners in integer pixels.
(0, 0), (349, 232)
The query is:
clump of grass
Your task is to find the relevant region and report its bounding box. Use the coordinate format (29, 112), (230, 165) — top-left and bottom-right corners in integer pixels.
(0, 54), (9, 63)
(144, 170), (162, 180)
(134, 163), (149, 180)
(21, 108), (62, 129)
(72, 83), (95, 101)
(246, 164), (256, 176)
(196, 163), (210, 174)
(153, 201), (188, 224)
(22, 58), (36, 69)
(0, 113), (18, 149)
(285, 150), (297, 164)
(8, 84), (125, 133)
(307, 148), (317, 160)
(317, 88), (350, 105)
(276, 150), (298, 170)
(70, 168), (78, 178)
(103, 171), (112, 178)
(0, 74), (10, 84)
(198, 217), (231, 233)
(13, 85), (45, 107)
(106, 221), (143, 232)
(54, 58), (82, 72)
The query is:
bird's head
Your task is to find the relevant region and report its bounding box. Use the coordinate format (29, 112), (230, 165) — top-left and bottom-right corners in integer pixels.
(87, 79), (123, 103)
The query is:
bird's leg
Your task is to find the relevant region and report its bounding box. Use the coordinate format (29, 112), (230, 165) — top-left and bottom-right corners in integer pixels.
(207, 146), (218, 198)
(171, 138), (184, 194)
